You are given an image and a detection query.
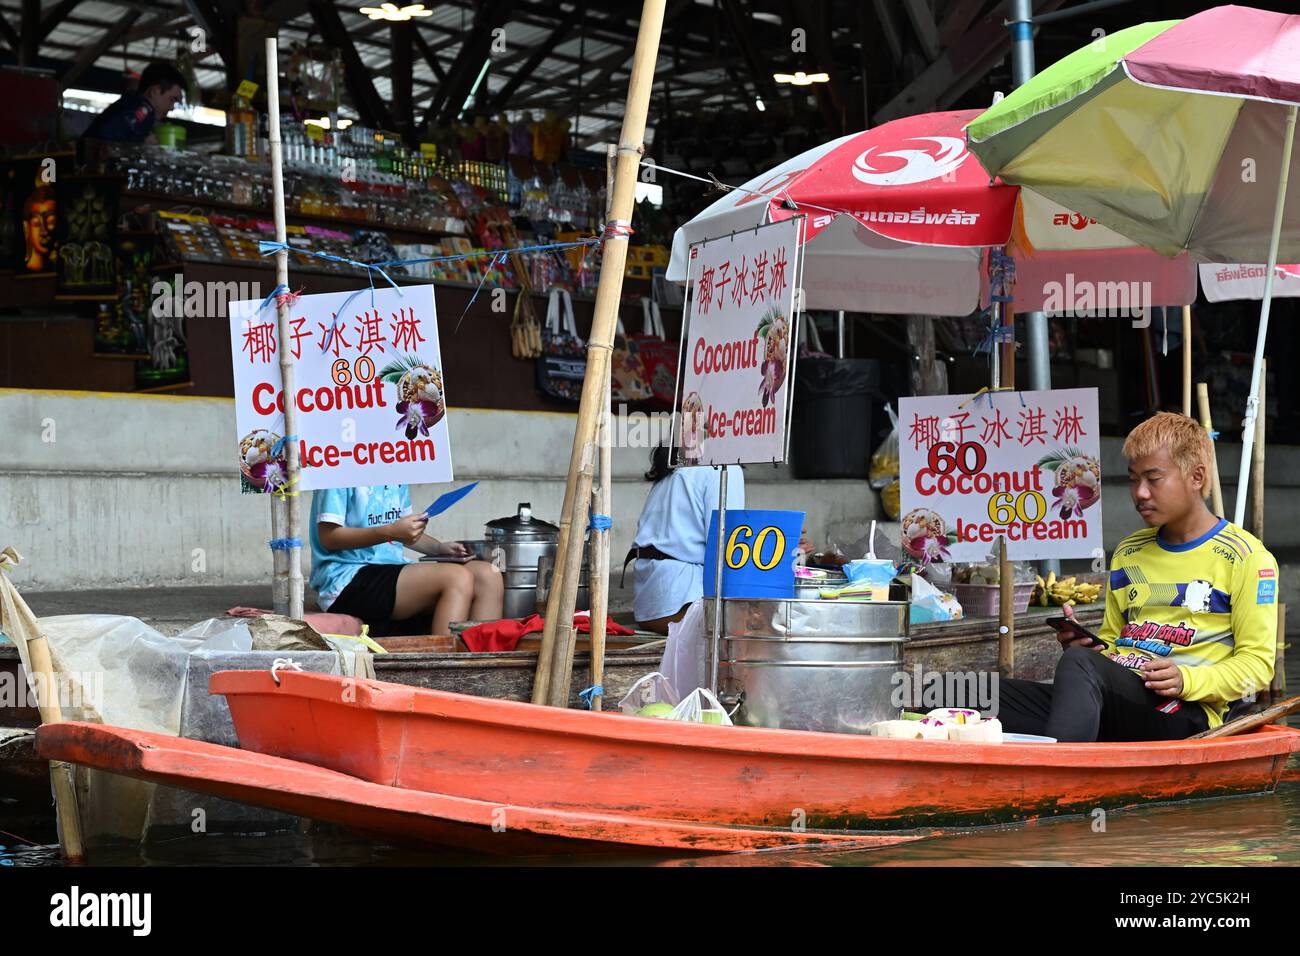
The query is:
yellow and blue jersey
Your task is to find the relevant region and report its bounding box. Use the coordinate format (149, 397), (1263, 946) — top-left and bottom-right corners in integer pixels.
(1099, 518), (1278, 728)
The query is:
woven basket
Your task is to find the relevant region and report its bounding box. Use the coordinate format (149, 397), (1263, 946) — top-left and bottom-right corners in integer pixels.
(952, 582), (1036, 618)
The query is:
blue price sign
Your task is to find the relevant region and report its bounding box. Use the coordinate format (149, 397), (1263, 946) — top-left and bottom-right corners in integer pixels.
(704, 509), (805, 599)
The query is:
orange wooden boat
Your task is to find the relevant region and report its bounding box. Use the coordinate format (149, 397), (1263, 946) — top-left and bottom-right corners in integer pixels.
(36, 669), (1300, 854)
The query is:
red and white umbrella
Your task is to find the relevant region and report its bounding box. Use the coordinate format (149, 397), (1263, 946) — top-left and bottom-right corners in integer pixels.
(667, 110), (1194, 316)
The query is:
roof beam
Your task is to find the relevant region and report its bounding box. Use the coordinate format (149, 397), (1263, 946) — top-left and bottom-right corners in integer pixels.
(428, 0), (515, 127)
(938, 0), (994, 47)
(0, 9), (18, 54)
(61, 9), (141, 88)
(871, 0), (905, 66)
(411, 28), (446, 84)
(391, 21), (415, 143)
(874, 0), (1065, 122)
(307, 0), (395, 131)
(38, 0), (83, 42)
(902, 0), (942, 62)
(491, 5), (581, 108)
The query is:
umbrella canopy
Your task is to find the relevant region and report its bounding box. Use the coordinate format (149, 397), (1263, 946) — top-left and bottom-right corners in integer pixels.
(1200, 262), (1300, 301)
(967, 6), (1300, 262)
(968, 4), (1300, 526)
(667, 110), (1194, 315)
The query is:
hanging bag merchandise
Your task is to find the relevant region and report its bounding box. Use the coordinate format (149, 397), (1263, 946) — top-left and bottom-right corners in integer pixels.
(610, 315), (653, 403)
(536, 288), (587, 402)
(630, 295), (678, 408)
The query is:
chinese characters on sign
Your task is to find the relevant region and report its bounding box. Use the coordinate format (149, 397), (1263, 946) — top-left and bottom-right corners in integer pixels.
(229, 285), (454, 493)
(674, 218), (802, 467)
(898, 388), (1103, 563)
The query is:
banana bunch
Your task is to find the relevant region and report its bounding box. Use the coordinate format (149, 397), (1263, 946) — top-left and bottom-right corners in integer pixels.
(1034, 572), (1103, 607)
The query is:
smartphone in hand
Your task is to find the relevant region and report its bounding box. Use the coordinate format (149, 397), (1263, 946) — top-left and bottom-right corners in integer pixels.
(1046, 615), (1106, 649)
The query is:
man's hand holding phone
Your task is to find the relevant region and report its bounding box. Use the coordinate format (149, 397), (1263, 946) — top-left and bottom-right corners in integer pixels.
(1048, 604), (1107, 650)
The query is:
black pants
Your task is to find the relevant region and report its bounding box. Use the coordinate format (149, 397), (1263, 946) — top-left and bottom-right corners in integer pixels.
(996, 646), (1209, 742)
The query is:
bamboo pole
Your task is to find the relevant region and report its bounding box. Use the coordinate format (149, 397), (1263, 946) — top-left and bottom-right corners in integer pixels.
(0, 548), (84, 862)
(587, 144), (618, 713)
(266, 37), (304, 619)
(535, 0), (667, 707)
(1181, 305), (1192, 418)
(1273, 602), (1287, 700)
(1197, 384), (1225, 517)
(1250, 360), (1266, 537)
(589, 386), (612, 711)
(997, 312), (1016, 679)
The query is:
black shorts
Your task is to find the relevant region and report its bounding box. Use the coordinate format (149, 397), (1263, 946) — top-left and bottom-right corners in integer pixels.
(328, 564), (430, 637)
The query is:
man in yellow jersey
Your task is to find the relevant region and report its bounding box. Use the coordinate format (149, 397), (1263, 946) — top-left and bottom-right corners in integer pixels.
(993, 412), (1277, 742)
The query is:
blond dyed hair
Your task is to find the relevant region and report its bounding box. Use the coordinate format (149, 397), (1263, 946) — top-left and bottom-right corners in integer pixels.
(1122, 412), (1213, 497)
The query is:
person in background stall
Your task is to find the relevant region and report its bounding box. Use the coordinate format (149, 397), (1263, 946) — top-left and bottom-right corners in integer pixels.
(82, 61), (187, 145)
(625, 446), (745, 633)
(991, 412), (1277, 742)
(310, 484), (503, 636)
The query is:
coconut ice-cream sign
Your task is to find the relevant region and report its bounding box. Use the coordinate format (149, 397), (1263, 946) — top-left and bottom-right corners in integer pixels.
(898, 388), (1103, 563)
(229, 284), (453, 492)
(673, 217), (801, 467)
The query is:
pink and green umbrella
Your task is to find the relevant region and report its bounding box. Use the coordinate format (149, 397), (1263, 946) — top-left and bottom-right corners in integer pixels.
(968, 5), (1300, 525)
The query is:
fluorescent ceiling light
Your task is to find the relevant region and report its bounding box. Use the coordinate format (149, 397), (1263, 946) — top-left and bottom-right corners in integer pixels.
(359, 3), (433, 21)
(773, 71), (830, 86)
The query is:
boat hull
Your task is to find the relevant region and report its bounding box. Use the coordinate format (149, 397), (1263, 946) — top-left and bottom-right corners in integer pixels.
(34, 723), (920, 855)
(213, 670), (1300, 834)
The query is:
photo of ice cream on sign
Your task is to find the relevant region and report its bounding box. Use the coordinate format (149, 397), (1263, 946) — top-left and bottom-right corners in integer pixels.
(382, 356), (446, 439)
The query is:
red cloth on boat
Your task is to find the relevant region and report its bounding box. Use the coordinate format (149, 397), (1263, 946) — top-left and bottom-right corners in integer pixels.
(460, 613), (635, 652)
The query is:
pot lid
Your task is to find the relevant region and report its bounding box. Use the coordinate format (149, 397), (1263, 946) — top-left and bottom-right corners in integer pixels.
(486, 502), (559, 534)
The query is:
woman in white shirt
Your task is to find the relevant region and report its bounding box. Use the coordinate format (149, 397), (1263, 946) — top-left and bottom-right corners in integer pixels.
(627, 446), (745, 633)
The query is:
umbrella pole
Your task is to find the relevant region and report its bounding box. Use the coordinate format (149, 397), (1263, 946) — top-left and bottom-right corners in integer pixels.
(1233, 104), (1297, 527)
(1181, 305), (1192, 418)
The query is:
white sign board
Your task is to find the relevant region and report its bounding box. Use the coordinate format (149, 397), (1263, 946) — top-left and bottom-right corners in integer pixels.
(898, 388), (1103, 563)
(230, 284), (453, 492)
(674, 217), (801, 466)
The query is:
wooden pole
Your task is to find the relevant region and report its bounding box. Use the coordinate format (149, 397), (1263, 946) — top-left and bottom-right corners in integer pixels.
(0, 548), (84, 862)
(997, 311), (1015, 679)
(535, 0), (667, 707)
(1250, 360), (1266, 537)
(1273, 602), (1287, 700)
(266, 37), (304, 619)
(1197, 383), (1225, 517)
(1181, 305), (1192, 418)
(585, 144), (619, 713)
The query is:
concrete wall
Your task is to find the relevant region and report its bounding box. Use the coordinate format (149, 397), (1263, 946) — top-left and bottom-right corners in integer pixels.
(4, 388), (1298, 594)
(0, 389), (876, 593)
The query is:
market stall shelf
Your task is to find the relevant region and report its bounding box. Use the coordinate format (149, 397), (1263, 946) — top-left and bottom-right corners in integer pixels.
(36, 669), (1300, 856)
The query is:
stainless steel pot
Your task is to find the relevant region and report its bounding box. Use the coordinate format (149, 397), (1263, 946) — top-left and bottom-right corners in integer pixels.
(484, 503), (589, 619)
(708, 597), (908, 734)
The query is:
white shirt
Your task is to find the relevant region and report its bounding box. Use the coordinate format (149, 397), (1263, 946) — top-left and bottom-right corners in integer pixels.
(631, 465), (745, 622)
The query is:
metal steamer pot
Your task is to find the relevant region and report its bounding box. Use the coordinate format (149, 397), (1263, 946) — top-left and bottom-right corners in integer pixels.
(481, 503), (589, 620)
(708, 597), (908, 734)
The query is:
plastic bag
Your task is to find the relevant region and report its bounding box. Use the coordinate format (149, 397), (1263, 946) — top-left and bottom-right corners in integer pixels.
(909, 574), (963, 624)
(619, 671), (680, 716)
(669, 687), (733, 725)
(869, 403), (900, 490)
(659, 599), (706, 696)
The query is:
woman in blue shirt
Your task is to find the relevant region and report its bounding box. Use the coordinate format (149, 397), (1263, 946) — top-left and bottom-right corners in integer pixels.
(628, 447), (745, 633)
(310, 485), (502, 635)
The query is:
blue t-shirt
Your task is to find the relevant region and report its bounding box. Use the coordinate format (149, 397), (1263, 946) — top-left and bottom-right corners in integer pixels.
(631, 465), (745, 621)
(310, 485), (414, 610)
